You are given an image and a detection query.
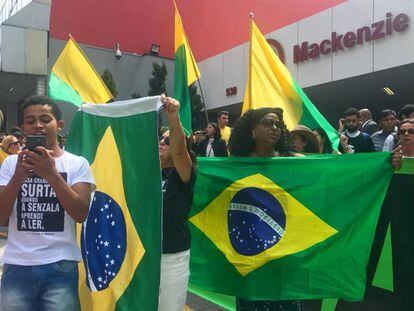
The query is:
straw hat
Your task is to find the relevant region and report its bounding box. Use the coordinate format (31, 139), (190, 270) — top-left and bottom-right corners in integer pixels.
(290, 125), (319, 153)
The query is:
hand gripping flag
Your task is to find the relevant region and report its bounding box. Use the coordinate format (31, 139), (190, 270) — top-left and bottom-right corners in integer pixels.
(189, 154), (393, 302)
(48, 35), (113, 106)
(243, 17), (339, 150)
(174, 1), (201, 134)
(67, 97), (162, 310)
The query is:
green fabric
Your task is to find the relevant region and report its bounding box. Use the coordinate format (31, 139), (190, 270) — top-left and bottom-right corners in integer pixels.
(372, 225), (394, 291)
(189, 153), (393, 302)
(66, 104), (161, 310)
(294, 80), (340, 151)
(48, 72), (84, 107)
(174, 44), (192, 135)
(321, 298), (338, 311)
(396, 157), (414, 175)
(189, 283), (236, 311)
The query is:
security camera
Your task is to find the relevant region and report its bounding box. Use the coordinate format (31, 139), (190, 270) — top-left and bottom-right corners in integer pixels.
(114, 43), (122, 60)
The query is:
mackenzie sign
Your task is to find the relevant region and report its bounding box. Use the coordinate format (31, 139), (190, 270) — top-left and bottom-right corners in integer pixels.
(293, 12), (409, 64)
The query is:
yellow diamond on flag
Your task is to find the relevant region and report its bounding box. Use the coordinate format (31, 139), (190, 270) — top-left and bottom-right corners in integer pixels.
(78, 126), (145, 310)
(189, 174), (337, 276)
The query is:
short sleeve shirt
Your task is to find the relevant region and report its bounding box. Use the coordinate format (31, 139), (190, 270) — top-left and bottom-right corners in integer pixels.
(0, 151), (95, 265)
(162, 166), (196, 254)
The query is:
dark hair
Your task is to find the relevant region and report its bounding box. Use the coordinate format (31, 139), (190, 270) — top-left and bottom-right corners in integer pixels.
(229, 108), (294, 157)
(344, 107), (360, 118)
(10, 126), (24, 137)
(399, 118), (414, 128)
(208, 122), (221, 140)
(217, 111), (229, 118)
(313, 127), (333, 154)
(399, 104), (414, 120)
(20, 95), (62, 124)
(379, 109), (396, 120)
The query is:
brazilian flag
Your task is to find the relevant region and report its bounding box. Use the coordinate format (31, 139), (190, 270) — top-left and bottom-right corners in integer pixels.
(189, 153), (393, 302)
(67, 97), (162, 310)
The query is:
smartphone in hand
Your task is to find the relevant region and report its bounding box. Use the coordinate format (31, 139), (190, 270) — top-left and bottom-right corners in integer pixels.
(25, 135), (46, 152)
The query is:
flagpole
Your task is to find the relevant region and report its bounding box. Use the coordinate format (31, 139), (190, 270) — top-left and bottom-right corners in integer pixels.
(242, 12), (254, 113)
(184, 28), (209, 126)
(196, 79), (209, 126)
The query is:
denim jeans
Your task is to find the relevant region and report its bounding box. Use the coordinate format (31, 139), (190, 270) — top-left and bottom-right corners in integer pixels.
(0, 260), (80, 311)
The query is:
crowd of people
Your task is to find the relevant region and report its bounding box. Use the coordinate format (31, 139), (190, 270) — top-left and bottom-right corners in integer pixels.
(0, 94), (410, 311)
(160, 99), (408, 311)
(186, 104), (414, 160)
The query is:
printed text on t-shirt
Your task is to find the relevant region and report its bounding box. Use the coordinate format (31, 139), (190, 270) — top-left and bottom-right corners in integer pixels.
(16, 173), (67, 232)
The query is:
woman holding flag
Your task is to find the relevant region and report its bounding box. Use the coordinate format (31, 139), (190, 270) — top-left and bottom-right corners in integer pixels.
(229, 107), (317, 311)
(158, 94), (196, 311)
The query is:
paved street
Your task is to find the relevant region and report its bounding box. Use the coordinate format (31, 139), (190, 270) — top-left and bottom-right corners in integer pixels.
(186, 292), (223, 311)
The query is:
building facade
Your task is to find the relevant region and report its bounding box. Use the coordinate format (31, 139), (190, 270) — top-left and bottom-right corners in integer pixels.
(0, 0), (413, 130)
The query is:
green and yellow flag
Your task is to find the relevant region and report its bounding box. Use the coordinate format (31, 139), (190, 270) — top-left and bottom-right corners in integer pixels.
(67, 96), (162, 310)
(243, 18), (339, 150)
(48, 35), (113, 106)
(174, 1), (201, 134)
(190, 153), (393, 301)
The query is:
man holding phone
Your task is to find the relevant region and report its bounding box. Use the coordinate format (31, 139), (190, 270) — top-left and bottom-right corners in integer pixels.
(0, 96), (95, 310)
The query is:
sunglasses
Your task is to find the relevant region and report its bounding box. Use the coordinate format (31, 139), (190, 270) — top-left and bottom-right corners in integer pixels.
(259, 118), (282, 128)
(11, 141), (20, 146)
(159, 136), (170, 145)
(398, 128), (414, 135)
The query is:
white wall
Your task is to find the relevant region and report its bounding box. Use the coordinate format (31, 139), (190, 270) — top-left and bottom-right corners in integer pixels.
(199, 0), (414, 109)
(0, 0), (50, 75)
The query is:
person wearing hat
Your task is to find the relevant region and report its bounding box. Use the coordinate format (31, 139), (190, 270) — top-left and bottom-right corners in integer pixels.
(290, 125), (320, 154)
(0, 135), (20, 165)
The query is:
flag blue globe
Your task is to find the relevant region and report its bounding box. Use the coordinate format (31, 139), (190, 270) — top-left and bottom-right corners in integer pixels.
(81, 191), (127, 291)
(228, 187), (286, 256)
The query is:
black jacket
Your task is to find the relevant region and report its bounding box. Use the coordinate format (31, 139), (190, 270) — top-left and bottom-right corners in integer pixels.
(195, 138), (228, 157)
(361, 120), (380, 136)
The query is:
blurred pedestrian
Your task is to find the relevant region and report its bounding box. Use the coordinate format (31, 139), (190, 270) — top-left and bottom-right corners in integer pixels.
(194, 122), (227, 157)
(339, 108), (375, 153)
(0, 135), (20, 165)
(217, 111), (231, 145)
(290, 125), (320, 154)
(371, 110), (397, 151)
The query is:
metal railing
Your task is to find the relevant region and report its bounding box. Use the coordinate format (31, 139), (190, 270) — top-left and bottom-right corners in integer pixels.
(0, 0), (31, 25)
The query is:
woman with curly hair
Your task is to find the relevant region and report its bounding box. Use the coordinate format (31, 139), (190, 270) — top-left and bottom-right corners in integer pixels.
(229, 107), (294, 157)
(228, 107), (309, 311)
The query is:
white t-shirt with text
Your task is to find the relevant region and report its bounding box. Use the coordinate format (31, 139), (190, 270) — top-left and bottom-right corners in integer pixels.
(0, 151), (95, 265)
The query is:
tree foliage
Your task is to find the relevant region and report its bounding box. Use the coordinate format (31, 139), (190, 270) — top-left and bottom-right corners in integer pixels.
(131, 92), (142, 99)
(148, 61), (167, 96)
(190, 83), (206, 130)
(101, 69), (118, 99)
